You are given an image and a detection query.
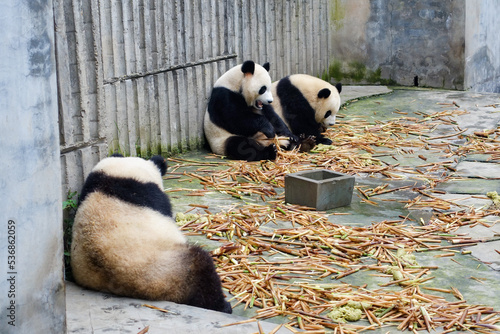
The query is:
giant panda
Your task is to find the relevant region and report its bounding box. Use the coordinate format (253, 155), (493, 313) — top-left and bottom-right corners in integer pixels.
(204, 60), (296, 161)
(268, 74), (342, 148)
(70, 154), (232, 314)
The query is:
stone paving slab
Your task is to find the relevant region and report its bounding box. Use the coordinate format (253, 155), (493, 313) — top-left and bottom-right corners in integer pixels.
(455, 161), (500, 179)
(464, 240), (500, 270)
(340, 85), (392, 105)
(431, 193), (492, 210)
(435, 178), (500, 194)
(456, 216), (500, 270)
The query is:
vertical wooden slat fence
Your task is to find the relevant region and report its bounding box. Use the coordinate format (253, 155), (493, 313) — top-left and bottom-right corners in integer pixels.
(55, 0), (333, 197)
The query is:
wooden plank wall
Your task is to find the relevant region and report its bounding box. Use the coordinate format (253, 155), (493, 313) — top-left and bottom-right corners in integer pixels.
(55, 0), (332, 197)
(55, 0), (107, 197)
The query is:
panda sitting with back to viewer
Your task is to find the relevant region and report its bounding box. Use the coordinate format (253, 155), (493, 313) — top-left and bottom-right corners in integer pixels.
(267, 74), (342, 151)
(71, 154), (232, 314)
(204, 60), (296, 161)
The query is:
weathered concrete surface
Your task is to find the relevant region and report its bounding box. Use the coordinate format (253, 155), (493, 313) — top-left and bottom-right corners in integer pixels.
(341, 85), (393, 104)
(66, 282), (289, 334)
(465, 0), (500, 93)
(0, 1), (66, 333)
(67, 87), (500, 333)
(329, 0), (465, 89)
(328, 0), (500, 93)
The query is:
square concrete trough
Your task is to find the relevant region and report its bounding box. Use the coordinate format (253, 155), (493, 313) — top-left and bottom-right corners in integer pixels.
(285, 170), (355, 210)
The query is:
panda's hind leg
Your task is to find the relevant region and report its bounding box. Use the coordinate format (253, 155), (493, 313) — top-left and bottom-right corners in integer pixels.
(225, 136), (276, 161)
(184, 245), (233, 313)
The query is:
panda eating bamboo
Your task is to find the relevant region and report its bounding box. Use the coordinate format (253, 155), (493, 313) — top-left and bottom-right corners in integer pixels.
(204, 61), (342, 161)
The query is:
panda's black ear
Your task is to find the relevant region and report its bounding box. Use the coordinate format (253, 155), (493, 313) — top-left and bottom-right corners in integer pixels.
(110, 153), (124, 157)
(318, 88), (331, 99)
(335, 83), (342, 94)
(241, 61), (255, 75)
(150, 155), (168, 176)
(262, 62), (270, 72)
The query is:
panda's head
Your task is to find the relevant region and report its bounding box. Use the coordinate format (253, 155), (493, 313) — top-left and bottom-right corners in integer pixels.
(289, 75), (342, 127)
(240, 61), (273, 110)
(93, 154), (167, 189)
(215, 61), (273, 111)
(316, 82), (342, 127)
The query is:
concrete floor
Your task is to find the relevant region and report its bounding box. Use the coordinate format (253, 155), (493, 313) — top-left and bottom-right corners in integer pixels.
(67, 86), (500, 333)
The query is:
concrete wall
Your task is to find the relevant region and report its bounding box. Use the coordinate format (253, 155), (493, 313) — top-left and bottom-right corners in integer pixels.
(327, 0), (465, 89)
(0, 1), (66, 333)
(464, 0), (500, 93)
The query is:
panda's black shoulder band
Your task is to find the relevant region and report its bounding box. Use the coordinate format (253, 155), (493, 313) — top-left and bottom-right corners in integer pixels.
(79, 171), (173, 217)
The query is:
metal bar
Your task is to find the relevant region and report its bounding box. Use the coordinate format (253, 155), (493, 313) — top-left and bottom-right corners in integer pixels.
(103, 53), (238, 84)
(60, 138), (107, 154)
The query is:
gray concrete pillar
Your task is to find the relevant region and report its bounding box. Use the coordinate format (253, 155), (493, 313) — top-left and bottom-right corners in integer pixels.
(0, 1), (66, 333)
(465, 0), (500, 92)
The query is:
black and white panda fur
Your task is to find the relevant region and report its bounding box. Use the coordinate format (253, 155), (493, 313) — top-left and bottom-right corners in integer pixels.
(204, 60), (296, 161)
(268, 74), (342, 149)
(70, 154), (232, 314)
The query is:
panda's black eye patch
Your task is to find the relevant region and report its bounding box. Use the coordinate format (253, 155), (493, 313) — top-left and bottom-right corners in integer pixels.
(325, 110), (332, 118)
(258, 86), (267, 95)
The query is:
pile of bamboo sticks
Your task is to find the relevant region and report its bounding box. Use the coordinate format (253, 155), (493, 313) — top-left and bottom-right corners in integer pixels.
(177, 202), (500, 332)
(167, 104), (500, 333)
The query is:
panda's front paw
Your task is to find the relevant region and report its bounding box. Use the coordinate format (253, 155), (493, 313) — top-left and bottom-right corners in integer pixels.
(318, 137), (333, 145)
(263, 144), (277, 160)
(298, 136), (317, 153)
(281, 134), (299, 150)
(290, 134), (300, 143)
